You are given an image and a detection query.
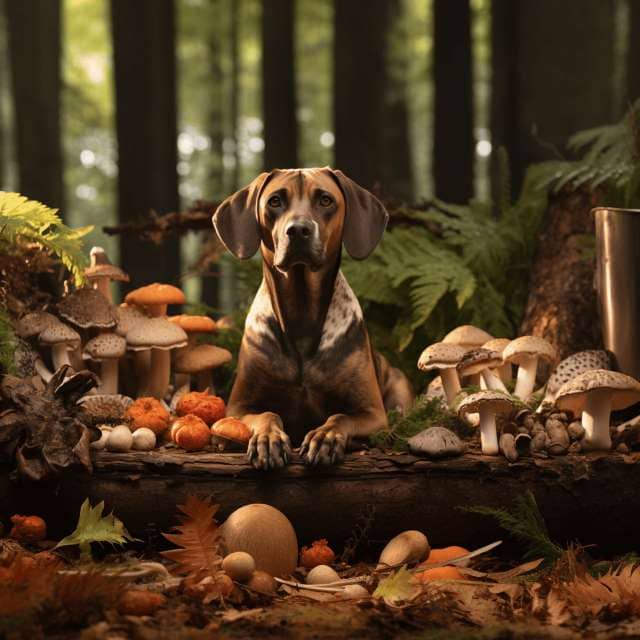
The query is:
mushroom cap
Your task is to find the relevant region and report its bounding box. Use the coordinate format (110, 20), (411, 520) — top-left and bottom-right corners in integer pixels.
(85, 247), (129, 282)
(169, 314), (217, 334)
(124, 283), (185, 308)
(83, 333), (127, 361)
(57, 288), (117, 329)
(456, 348), (502, 376)
(502, 336), (557, 366)
(443, 325), (493, 350)
(545, 350), (613, 398)
(78, 394), (134, 424)
(115, 304), (149, 337)
(211, 417), (251, 445)
(174, 344), (232, 373)
(15, 311), (59, 338)
(418, 343), (466, 371)
(482, 338), (511, 355)
(555, 369), (640, 413)
(457, 390), (514, 418)
(38, 322), (81, 348)
(125, 317), (188, 351)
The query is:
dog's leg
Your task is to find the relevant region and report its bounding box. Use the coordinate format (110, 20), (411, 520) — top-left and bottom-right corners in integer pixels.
(241, 411), (293, 471)
(300, 410), (386, 466)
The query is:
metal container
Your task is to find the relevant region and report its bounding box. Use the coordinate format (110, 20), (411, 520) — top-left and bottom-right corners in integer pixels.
(593, 207), (640, 379)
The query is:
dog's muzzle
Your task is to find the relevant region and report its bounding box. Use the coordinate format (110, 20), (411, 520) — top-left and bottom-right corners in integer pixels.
(274, 219), (324, 272)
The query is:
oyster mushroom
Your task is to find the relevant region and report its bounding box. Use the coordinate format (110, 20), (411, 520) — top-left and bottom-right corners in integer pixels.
(174, 343), (232, 391)
(418, 343), (465, 406)
(482, 338), (512, 383)
(38, 322), (81, 371)
(555, 369), (640, 451)
(124, 283), (185, 318)
(456, 348), (508, 393)
(502, 336), (557, 401)
(57, 288), (118, 331)
(85, 246), (130, 304)
(83, 333), (127, 395)
(458, 390), (514, 456)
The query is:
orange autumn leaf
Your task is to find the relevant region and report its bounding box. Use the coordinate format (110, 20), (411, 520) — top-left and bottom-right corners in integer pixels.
(161, 495), (223, 580)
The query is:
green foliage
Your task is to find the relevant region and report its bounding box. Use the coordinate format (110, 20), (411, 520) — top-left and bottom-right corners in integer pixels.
(0, 309), (17, 375)
(465, 491), (563, 564)
(55, 499), (136, 560)
(0, 192), (92, 286)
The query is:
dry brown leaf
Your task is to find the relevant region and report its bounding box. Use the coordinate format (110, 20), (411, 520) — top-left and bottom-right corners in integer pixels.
(161, 495), (222, 581)
(459, 558), (544, 582)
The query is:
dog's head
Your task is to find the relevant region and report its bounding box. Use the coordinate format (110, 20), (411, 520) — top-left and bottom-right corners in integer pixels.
(213, 168), (388, 272)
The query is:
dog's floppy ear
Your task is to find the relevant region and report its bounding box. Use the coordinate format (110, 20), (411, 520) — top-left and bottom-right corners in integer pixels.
(328, 168), (389, 260)
(212, 172), (272, 259)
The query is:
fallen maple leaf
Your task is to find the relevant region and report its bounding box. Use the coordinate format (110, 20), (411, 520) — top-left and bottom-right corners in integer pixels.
(373, 566), (419, 605)
(161, 495), (223, 581)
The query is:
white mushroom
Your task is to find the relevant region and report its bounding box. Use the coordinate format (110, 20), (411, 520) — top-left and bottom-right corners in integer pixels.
(555, 370), (640, 451)
(38, 322), (81, 371)
(106, 424), (133, 452)
(174, 344), (232, 392)
(503, 336), (557, 401)
(456, 348), (508, 393)
(442, 325), (494, 352)
(458, 390), (514, 456)
(482, 338), (512, 383)
(131, 427), (157, 451)
(418, 343), (465, 406)
(83, 333), (127, 395)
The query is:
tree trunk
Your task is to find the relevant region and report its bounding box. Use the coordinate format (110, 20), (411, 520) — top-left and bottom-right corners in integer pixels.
(491, 0), (617, 198)
(262, 0), (298, 170)
(433, 0), (473, 203)
(229, 0), (241, 191)
(5, 0), (64, 211)
(382, 0), (414, 202)
(627, 0), (640, 105)
(110, 0), (180, 287)
(333, 0), (389, 190)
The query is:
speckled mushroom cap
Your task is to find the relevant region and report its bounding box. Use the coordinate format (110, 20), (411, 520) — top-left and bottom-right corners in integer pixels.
(126, 317), (188, 351)
(38, 322), (81, 349)
(418, 343), (466, 371)
(482, 338), (511, 355)
(85, 247), (129, 282)
(555, 369), (640, 413)
(57, 288), (117, 329)
(456, 348), (502, 377)
(443, 325), (493, 350)
(83, 333), (127, 361)
(124, 283), (186, 308)
(545, 350), (613, 398)
(169, 314), (217, 334)
(502, 336), (557, 366)
(15, 311), (59, 338)
(457, 390), (514, 419)
(78, 394), (134, 424)
(115, 304), (149, 336)
(174, 344), (232, 373)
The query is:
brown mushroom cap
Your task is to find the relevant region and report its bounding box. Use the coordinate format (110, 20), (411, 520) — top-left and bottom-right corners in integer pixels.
(125, 318), (188, 351)
(125, 283), (185, 308)
(418, 343), (466, 371)
(115, 304), (149, 337)
(38, 322), (81, 349)
(555, 369), (640, 413)
(502, 336), (557, 366)
(57, 288), (117, 329)
(211, 417), (251, 445)
(174, 344), (232, 373)
(457, 390), (514, 418)
(15, 311), (59, 338)
(482, 338), (511, 355)
(85, 247), (129, 282)
(169, 314), (217, 334)
(83, 333), (127, 361)
(443, 325), (493, 350)
(456, 348), (503, 377)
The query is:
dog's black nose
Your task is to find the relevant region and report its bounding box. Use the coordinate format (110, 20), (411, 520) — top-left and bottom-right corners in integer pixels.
(285, 220), (314, 240)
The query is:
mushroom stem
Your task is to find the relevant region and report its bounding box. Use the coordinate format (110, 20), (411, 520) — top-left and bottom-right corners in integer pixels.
(51, 344), (73, 371)
(92, 275), (113, 303)
(34, 358), (54, 383)
(498, 363), (512, 384)
(195, 370), (214, 393)
(145, 348), (171, 399)
(145, 303), (168, 317)
(481, 369), (508, 393)
(440, 368), (462, 406)
(174, 372), (191, 390)
(581, 389), (612, 450)
(99, 359), (119, 394)
(467, 373), (481, 387)
(133, 350), (151, 393)
(478, 406), (499, 455)
(513, 355), (539, 400)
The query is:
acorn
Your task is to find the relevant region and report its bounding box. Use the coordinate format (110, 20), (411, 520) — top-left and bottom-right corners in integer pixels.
(246, 570), (277, 595)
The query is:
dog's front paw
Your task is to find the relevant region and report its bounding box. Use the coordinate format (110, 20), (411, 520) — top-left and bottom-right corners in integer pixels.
(247, 421), (292, 471)
(300, 425), (348, 466)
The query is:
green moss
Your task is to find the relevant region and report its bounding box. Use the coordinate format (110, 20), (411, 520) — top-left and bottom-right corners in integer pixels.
(0, 309), (17, 375)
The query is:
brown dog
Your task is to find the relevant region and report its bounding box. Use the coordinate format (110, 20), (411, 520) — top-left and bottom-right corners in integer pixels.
(213, 167), (413, 469)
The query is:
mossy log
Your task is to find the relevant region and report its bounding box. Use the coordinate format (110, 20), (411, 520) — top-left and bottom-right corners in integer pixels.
(2, 448), (640, 555)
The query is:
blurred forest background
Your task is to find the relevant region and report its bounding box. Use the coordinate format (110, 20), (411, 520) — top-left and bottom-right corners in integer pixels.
(0, 0), (638, 373)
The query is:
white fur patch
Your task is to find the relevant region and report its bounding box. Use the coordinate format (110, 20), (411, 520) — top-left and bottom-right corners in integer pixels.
(318, 271), (363, 352)
(245, 281), (274, 339)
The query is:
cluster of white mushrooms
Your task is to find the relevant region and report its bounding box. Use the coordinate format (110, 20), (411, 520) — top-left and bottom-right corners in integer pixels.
(418, 325), (640, 457)
(14, 246), (232, 401)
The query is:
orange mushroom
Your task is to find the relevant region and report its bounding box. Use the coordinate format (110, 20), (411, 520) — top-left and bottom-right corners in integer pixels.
(211, 417), (251, 451)
(171, 414), (211, 451)
(176, 390), (226, 425)
(124, 283), (185, 317)
(412, 566), (465, 583)
(125, 397), (170, 434)
(420, 546), (470, 568)
(10, 515), (47, 543)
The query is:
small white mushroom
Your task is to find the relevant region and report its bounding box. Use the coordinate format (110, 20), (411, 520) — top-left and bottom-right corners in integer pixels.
(91, 425), (113, 450)
(418, 343), (465, 406)
(503, 336), (557, 401)
(377, 530), (430, 569)
(458, 390), (514, 456)
(456, 348), (508, 393)
(482, 338), (512, 383)
(306, 564), (340, 585)
(83, 333), (127, 395)
(222, 551), (256, 582)
(106, 424), (133, 452)
(339, 584), (369, 599)
(131, 427), (157, 451)
(442, 325), (493, 352)
(38, 322), (81, 371)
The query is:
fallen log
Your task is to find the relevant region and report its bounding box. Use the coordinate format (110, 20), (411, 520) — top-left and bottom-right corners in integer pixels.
(2, 447), (639, 555)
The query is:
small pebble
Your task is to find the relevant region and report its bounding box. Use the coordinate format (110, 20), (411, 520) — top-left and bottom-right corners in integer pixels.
(407, 427), (464, 458)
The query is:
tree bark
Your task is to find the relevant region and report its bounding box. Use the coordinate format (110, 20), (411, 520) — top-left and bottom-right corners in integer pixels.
(5, 0), (64, 211)
(333, 0), (389, 190)
(627, 0), (640, 106)
(229, 0), (241, 191)
(491, 0), (617, 198)
(262, 0), (298, 170)
(433, 0), (473, 203)
(110, 0), (180, 287)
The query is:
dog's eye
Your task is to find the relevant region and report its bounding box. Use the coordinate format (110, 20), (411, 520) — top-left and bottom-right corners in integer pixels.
(319, 194), (333, 207)
(267, 195), (282, 209)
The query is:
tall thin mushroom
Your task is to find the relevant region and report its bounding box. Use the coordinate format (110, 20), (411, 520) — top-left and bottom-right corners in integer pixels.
(174, 343), (232, 392)
(502, 336), (557, 401)
(38, 323), (81, 371)
(457, 348), (508, 393)
(482, 338), (512, 384)
(458, 391), (514, 456)
(83, 333), (127, 395)
(418, 343), (466, 407)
